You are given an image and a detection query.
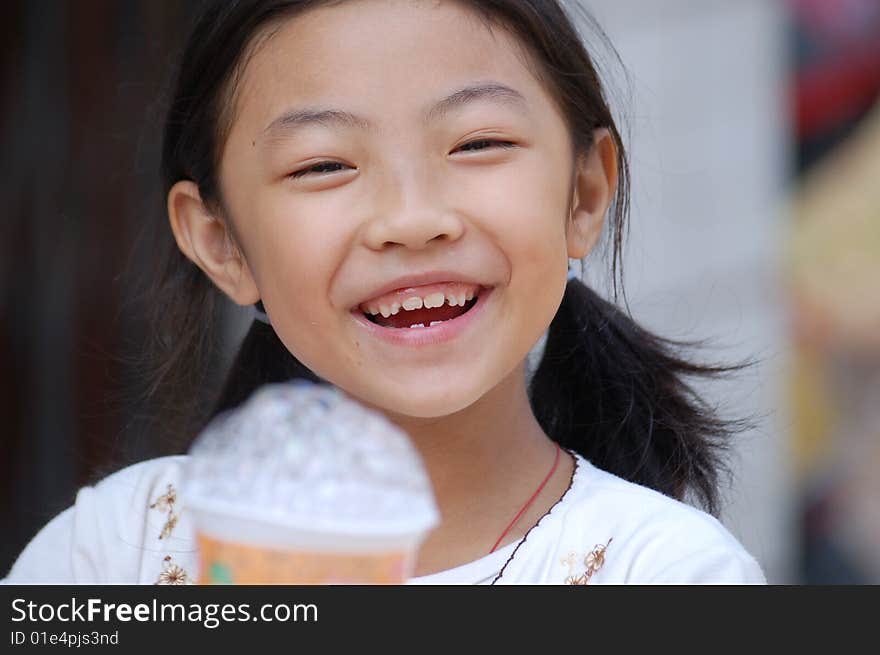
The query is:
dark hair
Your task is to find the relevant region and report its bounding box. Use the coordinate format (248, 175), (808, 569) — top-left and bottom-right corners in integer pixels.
(150, 0), (746, 515)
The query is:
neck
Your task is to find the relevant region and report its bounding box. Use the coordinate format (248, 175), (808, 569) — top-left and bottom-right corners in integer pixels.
(362, 362), (575, 576)
(382, 362), (552, 510)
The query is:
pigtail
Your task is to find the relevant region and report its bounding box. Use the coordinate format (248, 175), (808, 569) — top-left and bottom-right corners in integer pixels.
(529, 278), (744, 516)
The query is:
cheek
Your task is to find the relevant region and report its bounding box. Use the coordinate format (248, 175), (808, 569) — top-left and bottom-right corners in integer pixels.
(457, 152), (569, 234)
(247, 201), (347, 322)
(263, 271), (352, 384)
(455, 162), (568, 342)
(492, 167), (569, 322)
(464, 166), (568, 277)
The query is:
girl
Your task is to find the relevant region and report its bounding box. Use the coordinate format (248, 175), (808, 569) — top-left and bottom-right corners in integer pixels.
(3, 0), (765, 584)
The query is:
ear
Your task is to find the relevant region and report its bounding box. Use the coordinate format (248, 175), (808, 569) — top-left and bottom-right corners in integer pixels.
(166, 180), (261, 306)
(566, 128), (619, 259)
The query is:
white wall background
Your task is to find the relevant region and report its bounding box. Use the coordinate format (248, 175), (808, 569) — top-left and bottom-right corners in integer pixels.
(569, 0), (797, 583)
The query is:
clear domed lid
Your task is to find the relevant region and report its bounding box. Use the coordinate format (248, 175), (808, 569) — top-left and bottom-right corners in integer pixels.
(182, 381), (439, 538)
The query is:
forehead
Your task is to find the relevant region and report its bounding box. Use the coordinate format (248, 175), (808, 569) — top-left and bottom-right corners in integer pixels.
(229, 0), (556, 137)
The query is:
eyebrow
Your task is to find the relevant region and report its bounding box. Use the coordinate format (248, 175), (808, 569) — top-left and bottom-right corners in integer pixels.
(261, 82), (529, 139)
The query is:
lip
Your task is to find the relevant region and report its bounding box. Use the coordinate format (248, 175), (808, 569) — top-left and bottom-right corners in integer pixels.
(351, 270), (490, 308)
(350, 286), (494, 348)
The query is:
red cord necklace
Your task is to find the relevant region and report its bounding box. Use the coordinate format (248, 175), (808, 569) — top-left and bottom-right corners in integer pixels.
(488, 442), (561, 554)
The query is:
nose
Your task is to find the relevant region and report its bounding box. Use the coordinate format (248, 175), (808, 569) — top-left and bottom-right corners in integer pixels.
(360, 166), (465, 251)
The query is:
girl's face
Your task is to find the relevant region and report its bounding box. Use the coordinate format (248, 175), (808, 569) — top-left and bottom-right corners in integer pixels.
(189, 0), (603, 418)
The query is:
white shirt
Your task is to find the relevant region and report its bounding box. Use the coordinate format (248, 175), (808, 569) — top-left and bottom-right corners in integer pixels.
(2, 452), (765, 585)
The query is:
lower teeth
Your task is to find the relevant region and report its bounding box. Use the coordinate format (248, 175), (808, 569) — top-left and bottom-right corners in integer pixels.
(408, 320), (445, 329)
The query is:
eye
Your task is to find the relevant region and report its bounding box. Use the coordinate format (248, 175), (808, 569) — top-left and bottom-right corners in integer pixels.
(455, 139), (517, 153)
(289, 161), (353, 179)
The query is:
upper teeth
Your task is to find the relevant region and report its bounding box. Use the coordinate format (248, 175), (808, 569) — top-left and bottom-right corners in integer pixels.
(363, 288), (476, 317)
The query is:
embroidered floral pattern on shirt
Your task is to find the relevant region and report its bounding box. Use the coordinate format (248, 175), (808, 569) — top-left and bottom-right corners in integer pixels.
(561, 538), (613, 585)
(149, 484), (192, 584)
(149, 483), (179, 541)
(155, 555), (192, 585)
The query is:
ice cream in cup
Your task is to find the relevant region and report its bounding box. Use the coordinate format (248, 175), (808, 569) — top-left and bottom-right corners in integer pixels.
(181, 381), (439, 584)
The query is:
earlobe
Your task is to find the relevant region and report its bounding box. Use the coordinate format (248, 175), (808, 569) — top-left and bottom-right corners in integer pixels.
(166, 180), (260, 306)
(566, 128), (619, 260)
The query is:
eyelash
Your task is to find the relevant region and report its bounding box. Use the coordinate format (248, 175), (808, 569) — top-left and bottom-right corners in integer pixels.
(288, 139), (517, 179)
(457, 138), (517, 153)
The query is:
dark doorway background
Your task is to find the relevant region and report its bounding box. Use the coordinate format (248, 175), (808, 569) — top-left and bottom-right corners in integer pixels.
(0, 1), (207, 574)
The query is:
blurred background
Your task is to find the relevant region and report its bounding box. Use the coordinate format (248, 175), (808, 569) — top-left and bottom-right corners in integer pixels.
(2, 0), (879, 583)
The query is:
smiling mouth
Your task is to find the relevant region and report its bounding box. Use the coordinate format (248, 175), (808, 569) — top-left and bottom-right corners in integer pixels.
(359, 286), (484, 329)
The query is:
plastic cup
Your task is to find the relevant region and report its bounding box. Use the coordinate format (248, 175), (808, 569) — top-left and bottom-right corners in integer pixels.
(182, 381), (439, 584)
(191, 508), (421, 584)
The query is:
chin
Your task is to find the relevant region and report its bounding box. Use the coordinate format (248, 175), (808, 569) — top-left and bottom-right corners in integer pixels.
(345, 379), (490, 421)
